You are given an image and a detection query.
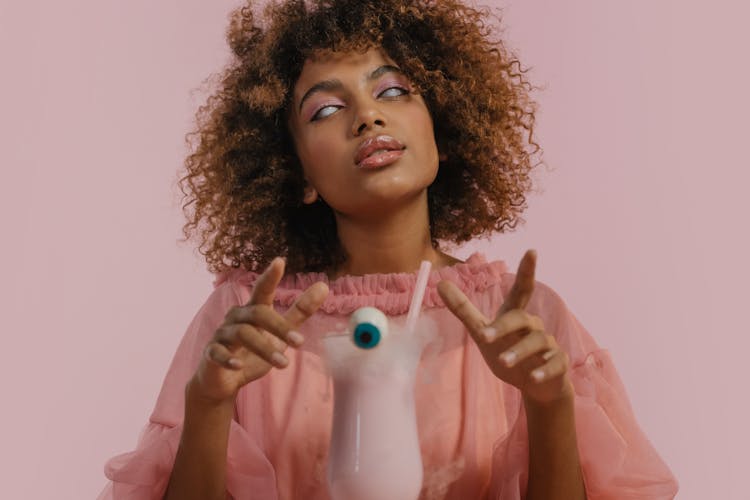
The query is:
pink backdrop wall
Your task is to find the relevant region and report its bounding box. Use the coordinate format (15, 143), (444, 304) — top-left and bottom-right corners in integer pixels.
(1, 0), (747, 498)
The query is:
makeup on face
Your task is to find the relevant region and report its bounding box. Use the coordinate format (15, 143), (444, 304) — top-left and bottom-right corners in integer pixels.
(354, 134), (406, 170)
(286, 48), (440, 218)
(298, 65), (413, 123)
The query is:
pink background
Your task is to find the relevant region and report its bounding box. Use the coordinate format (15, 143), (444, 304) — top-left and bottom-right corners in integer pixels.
(1, 1), (747, 498)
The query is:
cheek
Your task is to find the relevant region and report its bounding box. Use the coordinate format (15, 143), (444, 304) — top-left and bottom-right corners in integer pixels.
(410, 108), (438, 162)
(297, 132), (344, 176)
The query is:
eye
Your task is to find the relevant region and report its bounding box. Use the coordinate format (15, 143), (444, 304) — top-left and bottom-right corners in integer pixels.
(378, 86), (409, 98)
(309, 87), (409, 122)
(352, 322), (382, 349)
(350, 306), (389, 350)
(311, 104), (342, 122)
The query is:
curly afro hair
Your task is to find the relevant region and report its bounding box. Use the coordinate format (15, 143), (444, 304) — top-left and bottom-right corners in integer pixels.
(176, 0), (545, 276)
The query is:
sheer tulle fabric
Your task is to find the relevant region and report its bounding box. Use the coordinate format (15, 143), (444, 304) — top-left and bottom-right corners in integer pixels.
(489, 349), (679, 500)
(98, 253), (678, 499)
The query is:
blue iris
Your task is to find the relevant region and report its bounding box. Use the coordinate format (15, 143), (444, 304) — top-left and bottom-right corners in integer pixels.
(352, 322), (381, 349)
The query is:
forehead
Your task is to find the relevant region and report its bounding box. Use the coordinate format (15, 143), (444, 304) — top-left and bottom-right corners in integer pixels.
(293, 47), (397, 94)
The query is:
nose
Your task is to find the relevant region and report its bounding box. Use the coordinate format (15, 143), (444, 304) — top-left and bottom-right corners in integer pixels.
(351, 100), (386, 136)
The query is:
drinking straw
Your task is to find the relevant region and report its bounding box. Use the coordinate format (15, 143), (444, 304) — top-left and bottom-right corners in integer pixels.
(405, 260), (432, 334)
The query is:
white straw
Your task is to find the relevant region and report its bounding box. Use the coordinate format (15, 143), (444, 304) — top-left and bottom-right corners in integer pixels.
(405, 260), (432, 334)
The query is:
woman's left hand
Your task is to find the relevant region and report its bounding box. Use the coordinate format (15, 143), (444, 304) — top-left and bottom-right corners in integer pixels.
(437, 249), (574, 405)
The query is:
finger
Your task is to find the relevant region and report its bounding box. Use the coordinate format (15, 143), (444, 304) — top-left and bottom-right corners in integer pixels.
(248, 257), (286, 306)
(496, 249), (537, 318)
(437, 280), (491, 342)
(204, 342), (242, 370)
(529, 348), (568, 383)
(487, 310), (544, 343)
(498, 329), (552, 368)
(215, 323), (289, 368)
(226, 304), (303, 347)
(284, 281), (330, 329)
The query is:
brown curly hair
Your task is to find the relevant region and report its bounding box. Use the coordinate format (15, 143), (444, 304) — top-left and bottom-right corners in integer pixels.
(176, 0), (545, 275)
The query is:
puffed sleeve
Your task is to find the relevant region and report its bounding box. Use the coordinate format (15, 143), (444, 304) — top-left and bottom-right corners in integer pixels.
(96, 280), (279, 500)
(488, 279), (679, 500)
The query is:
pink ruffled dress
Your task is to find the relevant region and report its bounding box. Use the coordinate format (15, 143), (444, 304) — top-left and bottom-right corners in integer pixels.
(97, 252), (678, 499)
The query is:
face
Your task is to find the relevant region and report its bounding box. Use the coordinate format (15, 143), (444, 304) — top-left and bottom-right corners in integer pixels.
(287, 47), (440, 217)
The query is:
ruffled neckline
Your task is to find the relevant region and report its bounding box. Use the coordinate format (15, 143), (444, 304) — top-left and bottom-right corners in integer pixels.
(213, 252), (509, 315)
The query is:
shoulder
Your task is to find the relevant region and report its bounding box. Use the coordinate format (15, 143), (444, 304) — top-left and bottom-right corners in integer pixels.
(211, 266), (268, 306)
(180, 278), (246, 336)
(498, 272), (604, 359)
(496, 271), (578, 343)
(497, 270), (569, 311)
(212, 266), (258, 289)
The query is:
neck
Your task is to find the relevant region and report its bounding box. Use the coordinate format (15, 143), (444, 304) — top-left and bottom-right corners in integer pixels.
(327, 192), (461, 280)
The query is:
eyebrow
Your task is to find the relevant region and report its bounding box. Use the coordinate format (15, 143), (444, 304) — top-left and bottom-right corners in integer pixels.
(297, 64), (405, 113)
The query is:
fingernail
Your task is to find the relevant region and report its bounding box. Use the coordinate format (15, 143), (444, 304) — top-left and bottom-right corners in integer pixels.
(531, 369), (544, 382)
(500, 351), (516, 366)
(271, 352), (288, 367)
(482, 327), (496, 342)
(288, 330), (304, 346)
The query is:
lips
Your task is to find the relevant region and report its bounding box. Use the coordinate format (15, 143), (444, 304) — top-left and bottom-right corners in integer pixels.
(354, 135), (406, 167)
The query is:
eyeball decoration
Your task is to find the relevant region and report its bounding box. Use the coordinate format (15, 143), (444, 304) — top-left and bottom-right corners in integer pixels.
(350, 306), (389, 349)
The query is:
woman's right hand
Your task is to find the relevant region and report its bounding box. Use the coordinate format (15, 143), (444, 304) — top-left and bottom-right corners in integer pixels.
(189, 257), (329, 405)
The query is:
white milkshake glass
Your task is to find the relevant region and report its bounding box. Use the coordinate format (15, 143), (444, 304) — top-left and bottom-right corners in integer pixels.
(321, 316), (434, 500)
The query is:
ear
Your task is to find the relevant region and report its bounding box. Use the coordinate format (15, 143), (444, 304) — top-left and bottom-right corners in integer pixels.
(303, 185), (319, 204)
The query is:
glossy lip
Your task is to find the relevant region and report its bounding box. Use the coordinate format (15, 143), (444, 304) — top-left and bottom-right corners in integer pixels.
(354, 134), (406, 167)
(357, 149), (405, 170)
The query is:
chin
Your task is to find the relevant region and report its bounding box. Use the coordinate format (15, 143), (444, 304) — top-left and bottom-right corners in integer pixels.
(348, 184), (432, 214)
